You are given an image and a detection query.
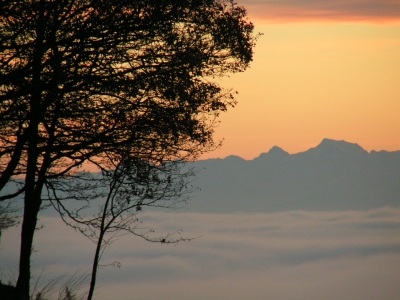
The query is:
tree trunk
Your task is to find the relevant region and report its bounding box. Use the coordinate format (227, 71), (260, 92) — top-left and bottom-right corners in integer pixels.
(87, 193), (114, 300)
(87, 226), (106, 300)
(15, 193), (42, 300)
(15, 1), (46, 297)
(15, 108), (41, 299)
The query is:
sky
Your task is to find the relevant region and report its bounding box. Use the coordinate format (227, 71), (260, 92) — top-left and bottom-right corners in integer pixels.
(201, 0), (400, 160)
(1, 2), (400, 300)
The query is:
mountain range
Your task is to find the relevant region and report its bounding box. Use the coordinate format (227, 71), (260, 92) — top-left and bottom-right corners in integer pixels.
(2, 139), (399, 214)
(185, 138), (400, 213)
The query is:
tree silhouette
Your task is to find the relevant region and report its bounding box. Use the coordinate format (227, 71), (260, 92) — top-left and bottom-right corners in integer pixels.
(0, 0), (256, 298)
(49, 155), (196, 300)
(0, 200), (19, 238)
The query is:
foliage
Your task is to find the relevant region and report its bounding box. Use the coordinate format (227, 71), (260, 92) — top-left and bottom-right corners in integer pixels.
(0, 0), (256, 298)
(0, 268), (89, 300)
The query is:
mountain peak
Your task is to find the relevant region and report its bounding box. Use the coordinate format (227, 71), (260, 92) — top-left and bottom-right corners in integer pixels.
(268, 146), (289, 155)
(224, 155), (246, 162)
(254, 146), (289, 161)
(313, 138), (368, 156)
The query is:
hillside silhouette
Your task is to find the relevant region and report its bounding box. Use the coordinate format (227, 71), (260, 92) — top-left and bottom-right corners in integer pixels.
(187, 138), (400, 212)
(2, 139), (399, 215)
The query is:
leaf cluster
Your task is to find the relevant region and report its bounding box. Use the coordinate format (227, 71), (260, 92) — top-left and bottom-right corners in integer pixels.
(0, 1), (256, 297)
(1, 0), (256, 192)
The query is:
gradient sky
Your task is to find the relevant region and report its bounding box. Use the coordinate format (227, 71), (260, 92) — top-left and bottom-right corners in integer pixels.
(201, 0), (400, 159)
(1, 3), (400, 300)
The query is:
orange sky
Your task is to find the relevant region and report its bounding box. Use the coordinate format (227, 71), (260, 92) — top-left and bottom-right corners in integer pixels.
(200, 0), (400, 159)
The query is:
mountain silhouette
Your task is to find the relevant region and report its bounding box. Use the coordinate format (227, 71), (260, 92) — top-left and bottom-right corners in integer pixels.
(2, 139), (399, 214)
(187, 139), (400, 212)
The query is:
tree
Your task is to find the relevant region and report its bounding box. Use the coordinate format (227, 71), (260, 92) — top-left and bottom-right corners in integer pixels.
(49, 155), (196, 300)
(0, 199), (19, 241)
(0, 0), (256, 298)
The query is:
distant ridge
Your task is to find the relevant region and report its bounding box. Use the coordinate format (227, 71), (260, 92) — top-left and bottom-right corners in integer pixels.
(2, 139), (398, 215)
(187, 139), (400, 213)
(305, 138), (368, 157)
(246, 138), (371, 160)
(255, 146), (289, 160)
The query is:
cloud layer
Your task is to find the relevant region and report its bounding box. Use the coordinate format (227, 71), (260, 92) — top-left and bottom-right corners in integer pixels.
(239, 0), (400, 23)
(1, 207), (400, 299)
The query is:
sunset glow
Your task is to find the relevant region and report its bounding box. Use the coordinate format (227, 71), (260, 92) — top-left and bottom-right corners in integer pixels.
(243, 0), (400, 24)
(201, 0), (400, 159)
(1, 2), (399, 299)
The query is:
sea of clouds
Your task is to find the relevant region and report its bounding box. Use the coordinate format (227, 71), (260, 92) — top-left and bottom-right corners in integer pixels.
(1, 207), (400, 300)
